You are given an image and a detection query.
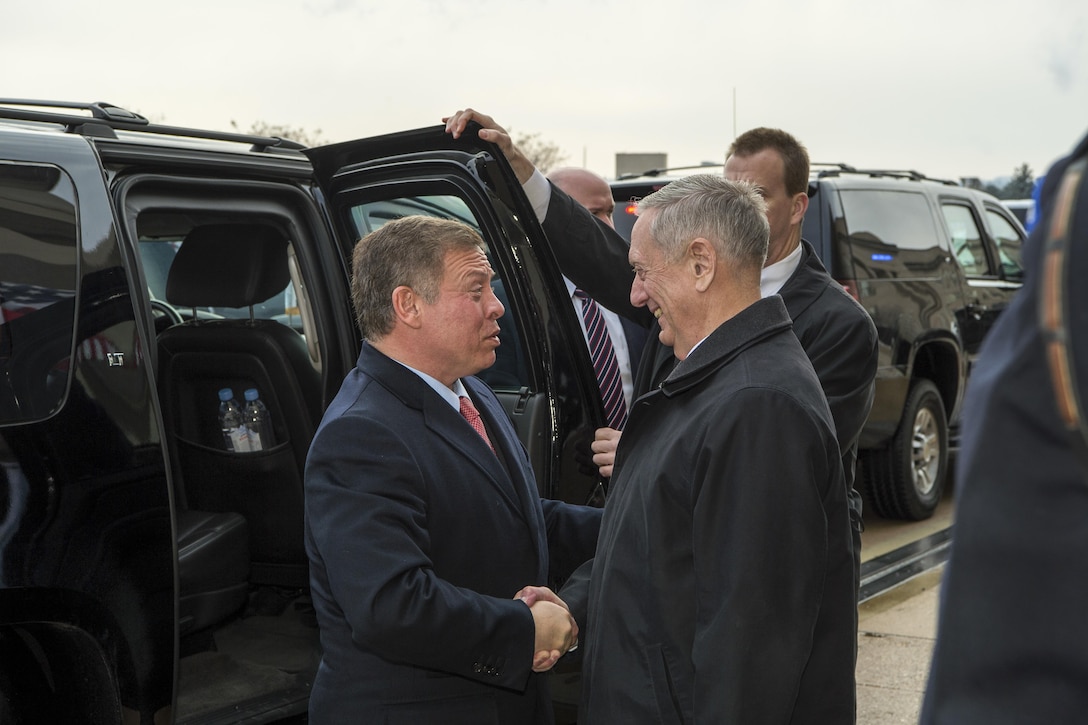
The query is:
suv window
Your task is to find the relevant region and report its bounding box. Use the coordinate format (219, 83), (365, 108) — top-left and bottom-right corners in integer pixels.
(0, 164), (79, 424)
(137, 237), (305, 330)
(941, 202), (989, 276)
(985, 207), (1025, 279)
(839, 189), (945, 277)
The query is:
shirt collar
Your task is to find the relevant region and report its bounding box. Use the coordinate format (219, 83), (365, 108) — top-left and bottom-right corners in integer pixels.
(760, 242), (803, 297)
(395, 360), (466, 411)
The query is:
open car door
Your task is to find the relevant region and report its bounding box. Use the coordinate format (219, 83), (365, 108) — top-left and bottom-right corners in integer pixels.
(306, 124), (606, 507)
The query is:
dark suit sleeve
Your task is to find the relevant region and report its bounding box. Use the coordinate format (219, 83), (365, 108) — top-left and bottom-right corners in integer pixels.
(542, 184), (655, 328)
(540, 499), (602, 583)
(306, 412), (535, 690)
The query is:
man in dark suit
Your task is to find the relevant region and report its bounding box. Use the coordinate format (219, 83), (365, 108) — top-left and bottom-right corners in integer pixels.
(921, 131), (1088, 724)
(304, 215), (600, 724)
(548, 167), (648, 397)
(548, 167), (647, 475)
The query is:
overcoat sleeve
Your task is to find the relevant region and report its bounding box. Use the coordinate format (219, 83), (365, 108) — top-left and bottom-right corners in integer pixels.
(540, 499), (603, 584)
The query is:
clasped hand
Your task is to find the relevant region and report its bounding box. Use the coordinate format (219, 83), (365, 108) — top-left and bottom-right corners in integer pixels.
(515, 586), (579, 672)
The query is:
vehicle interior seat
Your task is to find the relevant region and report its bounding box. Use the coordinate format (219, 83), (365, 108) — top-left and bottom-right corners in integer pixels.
(158, 222), (320, 588)
(176, 508), (250, 635)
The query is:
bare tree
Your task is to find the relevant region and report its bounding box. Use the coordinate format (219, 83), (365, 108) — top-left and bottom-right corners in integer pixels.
(511, 129), (567, 173)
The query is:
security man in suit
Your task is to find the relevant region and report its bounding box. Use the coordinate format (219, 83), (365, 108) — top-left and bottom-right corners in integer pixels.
(304, 215), (601, 724)
(548, 167), (648, 422)
(921, 131), (1088, 723)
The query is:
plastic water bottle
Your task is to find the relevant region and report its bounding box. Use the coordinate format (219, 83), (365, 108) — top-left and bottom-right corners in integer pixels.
(218, 388), (250, 452)
(243, 388), (276, 451)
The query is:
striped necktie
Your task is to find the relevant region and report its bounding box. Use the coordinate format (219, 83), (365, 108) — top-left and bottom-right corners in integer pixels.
(574, 289), (628, 430)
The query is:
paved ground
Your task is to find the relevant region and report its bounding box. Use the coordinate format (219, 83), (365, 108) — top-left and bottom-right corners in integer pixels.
(856, 566), (943, 725)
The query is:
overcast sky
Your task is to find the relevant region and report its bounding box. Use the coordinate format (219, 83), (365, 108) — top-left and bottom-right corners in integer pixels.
(4, 0), (1085, 183)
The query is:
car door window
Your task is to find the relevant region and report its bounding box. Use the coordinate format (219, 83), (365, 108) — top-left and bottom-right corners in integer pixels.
(985, 208), (1025, 280)
(941, 203), (990, 276)
(138, 237), (308, 332)
(839, 189), (944, 279)
(0, 164), (79, 424)
(346, 194), (530, 394)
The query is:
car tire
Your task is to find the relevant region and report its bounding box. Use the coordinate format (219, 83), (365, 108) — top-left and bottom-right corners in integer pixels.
(865, 379), (948, 521)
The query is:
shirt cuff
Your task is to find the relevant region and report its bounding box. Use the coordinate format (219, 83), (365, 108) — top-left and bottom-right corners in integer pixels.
(523, 169), (551, 223)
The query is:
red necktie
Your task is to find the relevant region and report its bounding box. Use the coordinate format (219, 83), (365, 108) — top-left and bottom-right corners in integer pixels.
(574, 289), (629, 430)
(459, 395), (495, 454)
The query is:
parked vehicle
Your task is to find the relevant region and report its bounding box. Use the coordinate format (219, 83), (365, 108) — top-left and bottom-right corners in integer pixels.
(612, 164), (1026, 520)
(0, 100), (605, 724)
(1002, 197), (1036, 232)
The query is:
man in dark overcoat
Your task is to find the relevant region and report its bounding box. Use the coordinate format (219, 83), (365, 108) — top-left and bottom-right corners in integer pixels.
(304, 216), (600, 724)
(444, 110), (877, 605)
(537, 175), (855, 722)
(921, 131), (1088, 723)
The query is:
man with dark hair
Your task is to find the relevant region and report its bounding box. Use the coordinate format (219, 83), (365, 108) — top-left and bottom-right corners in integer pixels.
(526, 175), (856, 722)
(304, 215), (600, 724)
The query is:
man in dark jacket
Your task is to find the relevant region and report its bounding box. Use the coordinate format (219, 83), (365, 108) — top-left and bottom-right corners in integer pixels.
(921, 132), (1088, 723)
(531, 174), (855, 722)
(304, 216), (598, 723)
(444, 110), (877, 594)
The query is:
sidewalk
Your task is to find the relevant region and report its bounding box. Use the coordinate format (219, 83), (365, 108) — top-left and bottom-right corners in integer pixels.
(856, 566), (944, 724)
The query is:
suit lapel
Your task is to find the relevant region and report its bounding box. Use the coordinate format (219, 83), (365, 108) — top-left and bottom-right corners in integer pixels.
(358, 343), (546, 566)
(422, 391), (527, 516)
(358, 343), (525, 517)
(465, 377), (548, 577)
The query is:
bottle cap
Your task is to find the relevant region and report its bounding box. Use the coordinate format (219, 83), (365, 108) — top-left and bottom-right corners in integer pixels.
(244, 388), (259, 401)
(218, 388), (234, 402)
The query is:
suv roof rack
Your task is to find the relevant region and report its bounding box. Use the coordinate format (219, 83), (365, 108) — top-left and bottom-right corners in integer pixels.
(0, 99), (307, 152)
(811, 162), (958, 186)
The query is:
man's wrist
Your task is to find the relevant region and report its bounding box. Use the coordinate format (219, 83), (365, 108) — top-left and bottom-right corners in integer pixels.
(523, 169), (551, 223)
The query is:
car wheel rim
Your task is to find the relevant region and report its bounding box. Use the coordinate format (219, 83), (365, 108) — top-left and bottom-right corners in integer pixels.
(910, 406), (940, 497)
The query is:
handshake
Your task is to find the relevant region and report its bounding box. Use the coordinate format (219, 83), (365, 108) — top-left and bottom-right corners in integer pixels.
(515, 585), (579, 673)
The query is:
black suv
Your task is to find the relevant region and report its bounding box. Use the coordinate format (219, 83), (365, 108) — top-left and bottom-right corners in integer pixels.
(612, 165), (1026, 520)
(0, 101), (607, 723)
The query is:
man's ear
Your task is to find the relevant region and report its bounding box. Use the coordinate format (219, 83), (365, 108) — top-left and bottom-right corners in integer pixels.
(790, 190), (809, 226)
(391, 285), (423, 329)
(689, 238), (717, 292)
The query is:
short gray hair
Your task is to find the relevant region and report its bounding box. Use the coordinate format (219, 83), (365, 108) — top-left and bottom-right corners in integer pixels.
(636, 174), (769, 270)
(351, 215), (486, 340)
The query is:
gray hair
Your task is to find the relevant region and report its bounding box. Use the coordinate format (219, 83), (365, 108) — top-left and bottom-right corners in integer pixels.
(636, 174), (769, 270)
(351, 215), (486, 340)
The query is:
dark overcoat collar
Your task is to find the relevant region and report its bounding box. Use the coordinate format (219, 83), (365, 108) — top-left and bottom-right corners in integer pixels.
(660, 296), (793, 397)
